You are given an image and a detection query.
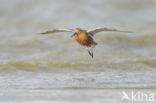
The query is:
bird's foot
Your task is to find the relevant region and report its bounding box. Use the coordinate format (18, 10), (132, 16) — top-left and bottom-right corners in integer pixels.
(88, 50), (93, 58)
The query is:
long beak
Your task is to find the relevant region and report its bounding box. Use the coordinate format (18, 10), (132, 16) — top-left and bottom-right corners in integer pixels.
(70, 33), (76, 38)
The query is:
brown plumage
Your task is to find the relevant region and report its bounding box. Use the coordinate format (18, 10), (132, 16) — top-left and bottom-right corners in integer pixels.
(40, 27), (132, 58)
(74, 29), (97, 47)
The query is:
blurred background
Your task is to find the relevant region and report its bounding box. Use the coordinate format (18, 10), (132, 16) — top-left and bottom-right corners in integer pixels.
(0, 0), (156, 103)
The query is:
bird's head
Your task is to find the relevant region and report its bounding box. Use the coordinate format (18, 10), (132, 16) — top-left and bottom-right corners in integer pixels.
(74, 28), (81, 33)
(71, 28), (81, 38)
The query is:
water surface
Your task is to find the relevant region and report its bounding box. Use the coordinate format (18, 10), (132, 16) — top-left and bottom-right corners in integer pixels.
(0, 0), (156, 102)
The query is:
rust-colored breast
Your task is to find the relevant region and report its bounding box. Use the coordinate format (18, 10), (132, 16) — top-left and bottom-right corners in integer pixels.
(74, 31), (95, 47)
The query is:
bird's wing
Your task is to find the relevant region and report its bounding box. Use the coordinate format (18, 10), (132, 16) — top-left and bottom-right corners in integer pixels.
(40, 28), (74, 34)
(87, 27), (133, 36)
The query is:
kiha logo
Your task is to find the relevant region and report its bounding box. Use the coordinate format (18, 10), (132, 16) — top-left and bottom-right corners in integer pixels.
(122, 91), (155, 102)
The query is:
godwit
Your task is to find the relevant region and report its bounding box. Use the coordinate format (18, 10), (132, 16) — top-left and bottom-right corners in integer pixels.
(40, 27), (131, 58)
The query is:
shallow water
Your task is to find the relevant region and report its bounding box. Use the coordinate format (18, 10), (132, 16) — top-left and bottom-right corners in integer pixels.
(0, 89), (155, 103)
(0, 0), (156, 102)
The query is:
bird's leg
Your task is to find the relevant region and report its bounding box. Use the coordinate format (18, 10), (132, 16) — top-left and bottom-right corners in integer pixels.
(88, 50), (93, 58)
(87, 47), (94, 58)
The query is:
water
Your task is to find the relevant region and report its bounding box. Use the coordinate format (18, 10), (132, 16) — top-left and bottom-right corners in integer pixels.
(0, 0), (156, 102)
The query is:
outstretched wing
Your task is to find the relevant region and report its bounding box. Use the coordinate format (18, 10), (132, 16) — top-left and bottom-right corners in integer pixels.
(40, 28), (74, 34)
(87, 27), (133, 36)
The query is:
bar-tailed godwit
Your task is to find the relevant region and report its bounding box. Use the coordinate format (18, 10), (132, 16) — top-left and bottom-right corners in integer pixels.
(40, 27), (132, 58)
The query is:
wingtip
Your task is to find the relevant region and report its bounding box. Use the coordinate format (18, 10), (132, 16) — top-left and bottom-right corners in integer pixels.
(40, 33), (45, 34)
(39, 32), (48, 35)
(125, 31), (134, 33)
(119, 30), (134, 33)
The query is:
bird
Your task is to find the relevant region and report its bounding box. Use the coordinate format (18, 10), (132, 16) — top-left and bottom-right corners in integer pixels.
(40, 27), (132, 58)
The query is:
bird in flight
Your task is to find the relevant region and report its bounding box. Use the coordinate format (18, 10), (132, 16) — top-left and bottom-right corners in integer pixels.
(40, 27), (132, 58)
